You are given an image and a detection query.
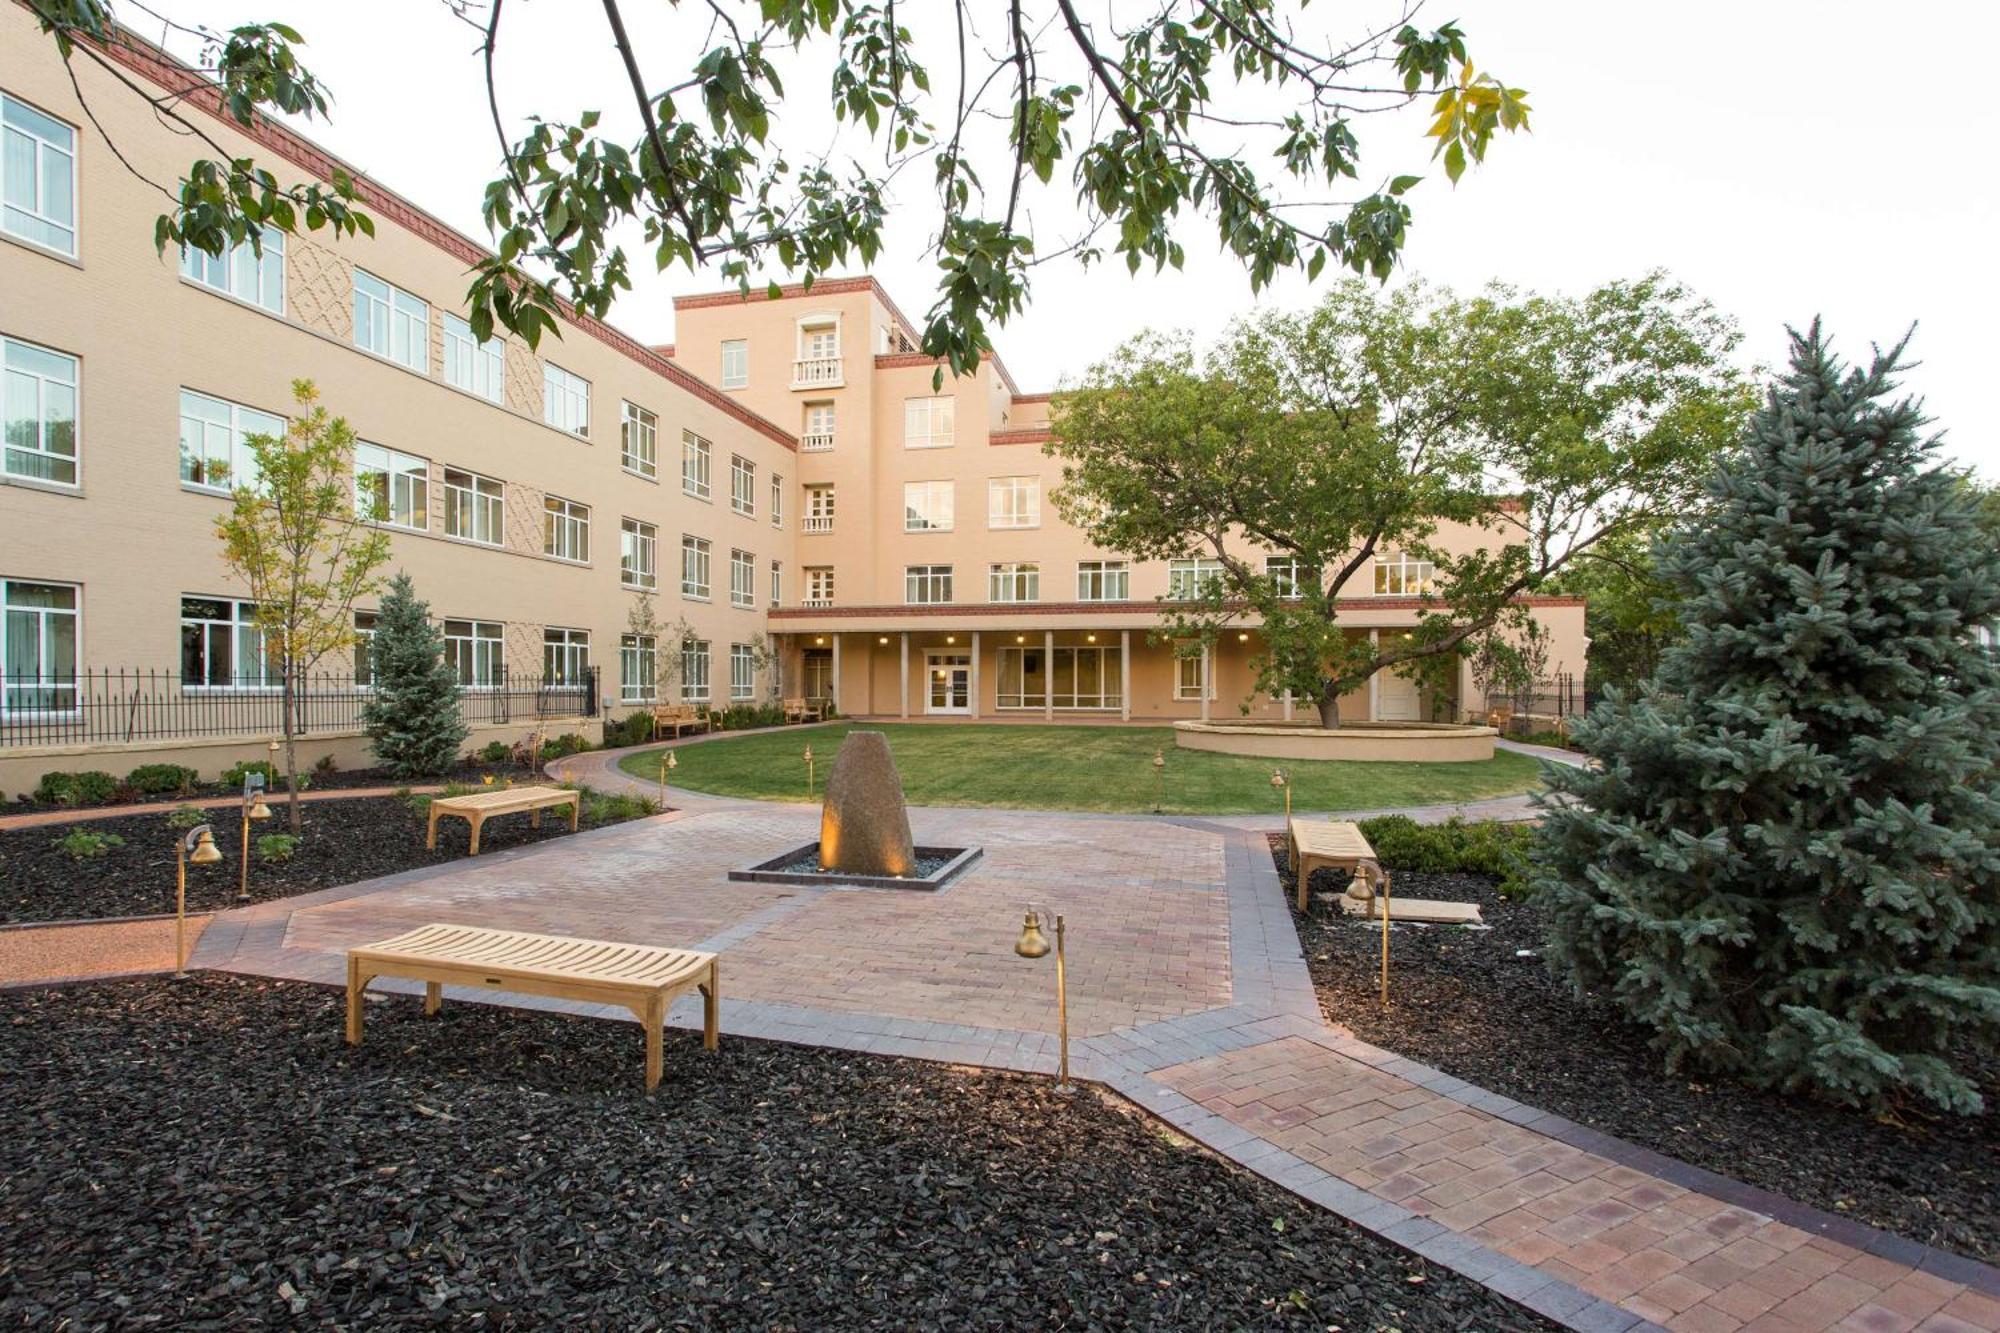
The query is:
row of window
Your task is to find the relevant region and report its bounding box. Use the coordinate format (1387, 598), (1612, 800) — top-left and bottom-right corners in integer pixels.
(897, 476), (1040, 532)
(791, 553), (1430, 609)
(675, 430), (780, 524)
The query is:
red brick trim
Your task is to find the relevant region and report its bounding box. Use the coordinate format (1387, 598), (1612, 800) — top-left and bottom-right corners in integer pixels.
(769, 593), (1586, 621)
(1012, 391), (1054, 404)
(990, 428), (1053, 446)
(673, 276), (881, 310)
(654, 344), (675, 358)
(89, 23), (799, 451)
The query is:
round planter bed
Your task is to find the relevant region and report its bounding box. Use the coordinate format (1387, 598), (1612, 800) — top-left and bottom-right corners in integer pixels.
(1172, 718), (1497, 763)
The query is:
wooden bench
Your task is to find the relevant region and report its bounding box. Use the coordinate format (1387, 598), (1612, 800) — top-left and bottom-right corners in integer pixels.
(425, 784), (579, 856)
(1287, 817), (1377, 912)
(650, 703), (707, 738)
(782, 696), (822, 723)
(345, 924), (719, 1091)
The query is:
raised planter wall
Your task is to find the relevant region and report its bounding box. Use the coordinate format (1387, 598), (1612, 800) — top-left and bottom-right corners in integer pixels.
(1173, 719), (1497, 763)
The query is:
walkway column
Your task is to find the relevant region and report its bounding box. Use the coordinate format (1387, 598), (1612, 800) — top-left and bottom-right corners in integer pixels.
(831, 634), (843, 715)
(899, 632), (909, 720)
(1200, 642), (1212, 722)
(1120, 630), (1131, 722)
(1043, 630), (1055, 721)
(1281, 688), (1293, 722)
(1368, 629), (1379, 721)
(969, 631), (982, 718)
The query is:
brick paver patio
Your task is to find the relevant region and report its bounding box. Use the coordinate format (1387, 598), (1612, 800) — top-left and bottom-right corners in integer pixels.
(170, 795), (2000, 1333)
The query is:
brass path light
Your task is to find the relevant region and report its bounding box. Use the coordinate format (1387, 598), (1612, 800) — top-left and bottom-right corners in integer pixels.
(1359, 859), (1393, 1008)
(1013, 906), (1073, 1093)
(174, 825), (222, 978)
(1151, 747), (1166, 813)
(803, 743), (816, 795)
(235, 770), (273, 901)
(1270, 766), (1291, 822)
(657, 749), (678, 807)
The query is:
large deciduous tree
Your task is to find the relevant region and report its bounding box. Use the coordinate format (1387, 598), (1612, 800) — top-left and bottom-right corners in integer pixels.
(216, 380), (390, 829)
(1047, 275), (1754, 724)
(1533, 327), (2000, 1116)
(28, 0), (1530, 376)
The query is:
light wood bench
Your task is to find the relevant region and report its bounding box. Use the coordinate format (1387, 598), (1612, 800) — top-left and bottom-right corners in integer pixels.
(425, 784), (580, 856)
(650, 703), (707, 738)
(782, 696), (822, 723)
(345, 923), (719, 1091)
(1287, 817), (1377, 911)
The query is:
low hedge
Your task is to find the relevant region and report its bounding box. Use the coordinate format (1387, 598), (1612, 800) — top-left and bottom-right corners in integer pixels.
(1355, 815), (1534, 897)
(32, 770), (119, 806)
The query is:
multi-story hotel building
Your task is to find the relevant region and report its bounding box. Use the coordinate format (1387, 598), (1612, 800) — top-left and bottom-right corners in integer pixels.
(0, 9), (1583, 788)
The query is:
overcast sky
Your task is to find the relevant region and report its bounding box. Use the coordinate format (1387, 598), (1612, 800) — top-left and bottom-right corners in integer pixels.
(136, 2), (1996, 475)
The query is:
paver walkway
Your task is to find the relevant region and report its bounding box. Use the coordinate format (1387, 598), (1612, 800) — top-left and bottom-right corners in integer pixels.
(182, 800), (2000, 1333)
(0, 913), (211, 985)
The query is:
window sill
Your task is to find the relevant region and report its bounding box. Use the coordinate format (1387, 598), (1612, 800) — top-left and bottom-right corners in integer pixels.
(1, 228), (82, 268)
(682, 593), (712, 603)
(621, 581), (659, 594)
(543, 554), (592, 567)
(622, 465), (660, 484)
(180, 275), (286, 321)
(2, 472), (83, 498)
(180, 482), (235, 500)
(683, 489), (713, 504)
(440, 533), (505, 551)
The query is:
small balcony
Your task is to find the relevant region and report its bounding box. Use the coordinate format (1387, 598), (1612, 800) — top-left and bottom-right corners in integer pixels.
(802, 596), (834, 609)
(792, 357), (843, 389)
(801, 431), (834, 452)
(802, 515), (833, 535)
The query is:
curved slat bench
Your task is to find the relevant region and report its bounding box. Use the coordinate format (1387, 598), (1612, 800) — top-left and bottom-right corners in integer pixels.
(346, 924), (719, 1091)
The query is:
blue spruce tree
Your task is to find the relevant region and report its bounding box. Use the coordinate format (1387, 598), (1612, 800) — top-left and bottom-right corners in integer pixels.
(360, 573), (469, 779)
(1534, 326), (2000, 1114)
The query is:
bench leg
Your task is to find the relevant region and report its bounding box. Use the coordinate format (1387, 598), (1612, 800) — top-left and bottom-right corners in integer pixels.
(1295, 855), (1312, 912)
(424, 980), (442, 1016)
(425, 805), (441, 850)
(700, 963), (720, 1052)
(467, 814), (482, 856)
(531, 808), (541, 829)
(346, 959), (366, 1045)
(569, 800), (580, 833)
(644, 997), (664, 1092)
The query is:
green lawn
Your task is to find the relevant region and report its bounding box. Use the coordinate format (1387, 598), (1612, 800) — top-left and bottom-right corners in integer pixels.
(617, 723), (1547, 815)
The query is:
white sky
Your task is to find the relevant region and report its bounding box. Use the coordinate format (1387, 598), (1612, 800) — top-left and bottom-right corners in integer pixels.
(131, 2), (1997, 474)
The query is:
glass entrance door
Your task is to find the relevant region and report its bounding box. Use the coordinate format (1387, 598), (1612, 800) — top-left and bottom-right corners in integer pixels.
(926, 653), (971, 714)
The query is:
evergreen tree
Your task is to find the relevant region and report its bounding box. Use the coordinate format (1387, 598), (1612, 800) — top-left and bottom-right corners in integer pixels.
(1533, 325), (2000, 1115)
(360, 574), (468, 779)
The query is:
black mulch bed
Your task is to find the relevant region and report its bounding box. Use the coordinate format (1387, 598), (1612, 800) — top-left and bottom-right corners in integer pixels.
(2, 795), (655, 926)
(4, 760), (537, 813)
(1274, 839), (2000, 1265)
(0, 975), (1553, 1331)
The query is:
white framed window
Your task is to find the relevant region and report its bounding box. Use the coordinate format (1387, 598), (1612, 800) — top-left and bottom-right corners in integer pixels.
(682, 430), (711, 499)
(906, 564), (953, 604)
(621, 517), (658, 590)
(2, 579), (78, 713)
(543, 495), (590, 563)
(180, 596), (274, 689)
(351, 610), (378, 687)
(442, 313), (505, 403)
(543, 627), (589, 686)
(998, 645), (1123, 712)
(181, 225), (285, 314)
(543, 363), (590, 436)
(804, 566), (835, 606)
(770, 472), (784, 528)
(1267, 556), (1311, 600)
(681, 535), (712, 599)
(729, 643), (755, 700)
(621, 402), (658, 478)
(4, 336), (78, 485)
(989, 562), (1039, 603)
(444, 618), (503, 687)
(681, 638), (711, 702)
(720, 339), (748, 388)
(904, 395), (955, 449)
(1076, 560), (1129, 602)
(730, 454), (756, 517)
(903, 480), (954, 532)
(1, 93), (76, 256)
(178, 389), (282, 493)
(770, 561), (783, 608)
(1174, 644), (1209, 701)
(442, 467), (503, 546)
(802, 323), (839, 362)
(1375, 551), (1437, 596)
(802, 401), (835, 451)
(804, 484), (835, 534)
(354, 443), (428, 530)
(620, 633), (657, 703)
(1168, 558), (1225, 600)
(730, 549), (755, 608)
(353, 269), (428, 373)
(988, 476), (1040, 529)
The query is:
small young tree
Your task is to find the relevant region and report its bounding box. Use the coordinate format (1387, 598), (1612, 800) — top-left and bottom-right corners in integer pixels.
(360, 574), (468, 779)
(216, 380), (390, 831)
(1533, 326), (2000, 1115)
(626, 596), (700, 718)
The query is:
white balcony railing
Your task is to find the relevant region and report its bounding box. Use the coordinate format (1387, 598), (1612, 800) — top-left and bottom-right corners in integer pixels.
(792, 357), (843, 388)
(802, 596), (834, 609)
(802, 515), (833, 535)
(801, 431), (834, 452)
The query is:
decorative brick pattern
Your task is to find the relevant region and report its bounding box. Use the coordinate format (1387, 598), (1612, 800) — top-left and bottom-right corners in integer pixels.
(287, 237), (354, 342)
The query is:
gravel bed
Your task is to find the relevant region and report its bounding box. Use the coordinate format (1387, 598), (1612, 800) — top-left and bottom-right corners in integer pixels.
(1, 795), (654, 925)
(1275, 840), (2000, 1264)
(0, 975), (1552, 1330)
(3, 761), (530, 814)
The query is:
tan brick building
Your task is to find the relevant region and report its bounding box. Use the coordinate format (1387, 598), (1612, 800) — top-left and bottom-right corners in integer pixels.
(0, 10), (1583, 788)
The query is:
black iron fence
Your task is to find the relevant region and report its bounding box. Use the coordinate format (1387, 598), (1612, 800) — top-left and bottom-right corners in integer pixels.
(0, 668), (598, 749)
(1480, 672), (1586, 733)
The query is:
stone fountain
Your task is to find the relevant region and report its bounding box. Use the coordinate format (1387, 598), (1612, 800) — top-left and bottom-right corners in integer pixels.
(728, 730), (982, 891)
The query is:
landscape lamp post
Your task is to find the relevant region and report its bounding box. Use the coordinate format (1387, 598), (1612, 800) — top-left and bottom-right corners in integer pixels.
(803, 744), (815, 796)
(1151, 748), (1166, 814)
(235, 771), (273, 901)
(1271, 767), (1291, 821)
(1013, 907), (1073, 1093)
(658, 749), (677, 808)
(174, 825), (222, 978)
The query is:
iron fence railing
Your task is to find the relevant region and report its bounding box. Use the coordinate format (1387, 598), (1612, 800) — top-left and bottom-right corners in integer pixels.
(0, 668), (598, 749)
(1480, 672), (1586, 733)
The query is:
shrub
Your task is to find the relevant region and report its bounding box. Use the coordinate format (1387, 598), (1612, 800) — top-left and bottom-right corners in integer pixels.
(164, 804), (207, 831)
(478, 740), (512, 765)
(54, 827), (124, 860)
(361, 573), (470, 779)
(220, 759), (306, 793)
(256, 833), (301, 863)
(540, 732), (593, 759)
(125, 763), (199, 796)
(1356, 815), (1533, 896)
(581, 789), (658, 823)
(33, 770), (119, 807)
(311, 754), (340, 780)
